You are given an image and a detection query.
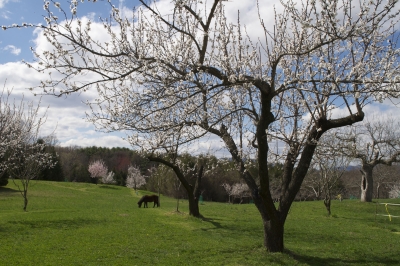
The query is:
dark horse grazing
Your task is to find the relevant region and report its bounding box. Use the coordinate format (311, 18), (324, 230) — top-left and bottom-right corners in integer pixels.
(138, 195), (159, 208)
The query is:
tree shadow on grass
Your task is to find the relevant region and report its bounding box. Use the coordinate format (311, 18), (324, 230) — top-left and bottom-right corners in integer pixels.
(201, 217), (224, 229)
(99, 185), (121, 190)
(0, 187), (18, 194)
(286, 250), (400, 266)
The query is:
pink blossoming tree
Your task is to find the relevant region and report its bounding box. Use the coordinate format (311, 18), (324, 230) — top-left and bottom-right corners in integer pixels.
(88, 159), (108, 185)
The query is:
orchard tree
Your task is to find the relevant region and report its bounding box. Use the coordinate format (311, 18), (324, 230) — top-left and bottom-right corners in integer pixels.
(389, 183), (400, 199)
(374, 164), (400, 199)
(335, 116), (400, 202)
(221, 183), (234, 203)
(88, 159), (108, 184)
(6, 0), (400, 252)
(8, 139), (55, 211)
(231, 183), (251, 204)
(126, 165), (146, 191)
(1, 87), (54, 211)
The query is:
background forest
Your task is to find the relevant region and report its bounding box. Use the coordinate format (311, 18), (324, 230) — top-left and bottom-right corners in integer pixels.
(1, 141), (399, 203)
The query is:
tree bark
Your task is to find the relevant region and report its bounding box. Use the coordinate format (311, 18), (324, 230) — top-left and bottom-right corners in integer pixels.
(188, 193), (200, 217)
(23, 191), (28, 212)
(261, 211), (284, 252)
(324, 195), (331, 216)
(360, 164), (374, 202)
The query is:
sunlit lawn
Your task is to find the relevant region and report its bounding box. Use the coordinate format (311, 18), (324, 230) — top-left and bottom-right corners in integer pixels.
(1, 181), (399, 265)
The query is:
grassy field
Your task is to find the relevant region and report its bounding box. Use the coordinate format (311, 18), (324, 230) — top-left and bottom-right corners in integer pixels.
(1, 181), (399, 265)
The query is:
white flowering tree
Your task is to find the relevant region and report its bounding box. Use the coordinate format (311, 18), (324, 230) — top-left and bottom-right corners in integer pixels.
(222, 182), (251, 203)
(1, 87), (54, 211)
(389, 183), (400, 199)
(126, 165), (146, 191)
(5, 0), (400, 252)
(334, 116), (400, 202)
(88, 159), (108, 184)
(221, 183), (234, 203)
(101, 171), (116, 184)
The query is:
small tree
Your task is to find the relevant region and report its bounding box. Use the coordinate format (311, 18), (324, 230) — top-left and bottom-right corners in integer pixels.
(306, 136), (350, 215)
(88, 159), (108, 185)
(101, 171), (116, 184)
(389, 183), (400, 199)
(232, 183), (251, 204)
(1, 87), (54, 211)
(222, 182), (251, 204)
(126, 165), (146, 191)
(9, 140), (55, 211)
(221, 183), (234, 203)
(374, 164), (400, 199)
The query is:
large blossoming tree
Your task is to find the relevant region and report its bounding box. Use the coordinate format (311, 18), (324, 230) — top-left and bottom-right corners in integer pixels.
(5, 0), (400, 252)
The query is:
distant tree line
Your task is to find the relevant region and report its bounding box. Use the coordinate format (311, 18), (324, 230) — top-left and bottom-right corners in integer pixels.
(3, 141), (399, 203)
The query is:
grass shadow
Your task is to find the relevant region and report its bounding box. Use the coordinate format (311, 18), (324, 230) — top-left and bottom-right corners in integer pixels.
(99, 185), (121, 190)
(0, 186), (19, 194)
(201, 217), (224, 229)
(286, 249), (400, 266)
(8, 218), (102, 230)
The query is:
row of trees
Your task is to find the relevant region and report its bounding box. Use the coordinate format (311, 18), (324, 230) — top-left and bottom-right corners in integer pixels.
(5, 0), (400, 253)
(40, 138), (400, 206)
(88, 158), (146, 190)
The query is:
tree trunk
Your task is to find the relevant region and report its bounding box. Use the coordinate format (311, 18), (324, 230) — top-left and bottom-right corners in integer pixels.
(262, 215), (284, 252)
(376, 183), (380, 199)
(360, 164), (374, 202)
(324, 195), (331, 216)
(188, 193), (201, 217)
(23, 191), (28, 212)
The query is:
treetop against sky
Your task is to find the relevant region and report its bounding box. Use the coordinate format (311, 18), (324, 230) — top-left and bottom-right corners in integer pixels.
(0, 0), (399, 153)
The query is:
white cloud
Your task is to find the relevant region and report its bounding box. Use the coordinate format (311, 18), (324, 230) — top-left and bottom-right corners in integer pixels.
(0, 60), (131, 149)
(0, 0), (8, 9)
(60, 135), (130, 148)
(4, 44), (20, 55)
(0, 0), (18, 10)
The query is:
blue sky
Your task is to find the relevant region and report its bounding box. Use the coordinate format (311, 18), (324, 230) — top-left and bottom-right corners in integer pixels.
(0, 0), (128, 63)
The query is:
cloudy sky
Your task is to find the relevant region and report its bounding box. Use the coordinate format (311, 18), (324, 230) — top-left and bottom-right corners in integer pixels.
(0, 0), (279, 152)
(0, 0), (399, 152)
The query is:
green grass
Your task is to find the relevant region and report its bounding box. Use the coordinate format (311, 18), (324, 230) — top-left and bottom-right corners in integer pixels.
(1, 181), (399, 265)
